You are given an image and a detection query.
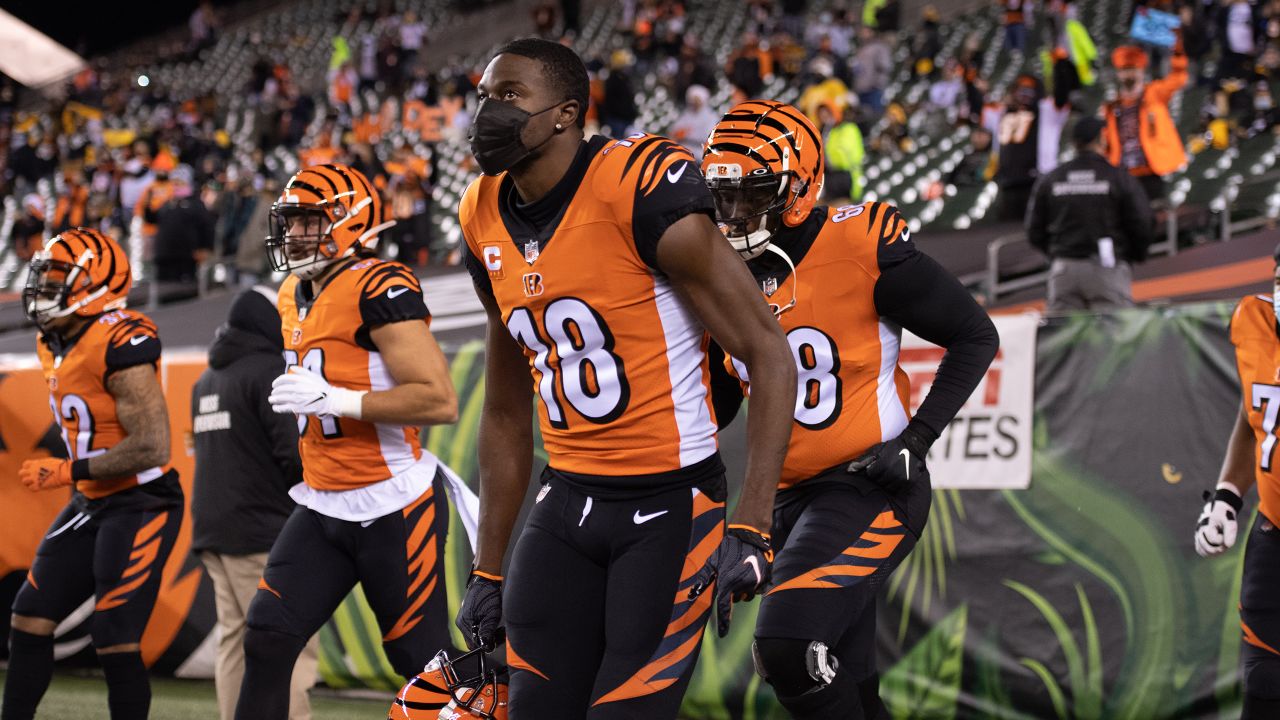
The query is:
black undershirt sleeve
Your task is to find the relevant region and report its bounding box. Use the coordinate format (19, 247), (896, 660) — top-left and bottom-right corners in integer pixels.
(874, 251), (1000, 447)
(706, 341), (745, 430)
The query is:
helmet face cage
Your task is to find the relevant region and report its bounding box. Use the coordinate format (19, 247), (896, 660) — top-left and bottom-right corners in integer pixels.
(431, 646), (504, 719)
(706, 171), (801, 249)
(22, 255), (80, 327)
(266, 203), (339, 279)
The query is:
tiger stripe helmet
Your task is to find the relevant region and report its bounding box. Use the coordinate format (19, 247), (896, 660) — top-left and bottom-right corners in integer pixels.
(390, 645), (507, 720)
(701, 99), (824, 259)
(23, 227), (131, 329)
(267, 163), (394, 280)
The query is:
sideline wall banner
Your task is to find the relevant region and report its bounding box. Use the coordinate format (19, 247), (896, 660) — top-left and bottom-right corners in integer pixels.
(901, 312), (1037, 490)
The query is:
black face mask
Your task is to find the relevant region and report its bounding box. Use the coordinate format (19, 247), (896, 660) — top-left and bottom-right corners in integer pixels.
(469, 99), (561, 176)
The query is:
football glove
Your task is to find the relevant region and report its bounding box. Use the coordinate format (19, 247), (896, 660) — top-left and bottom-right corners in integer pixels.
(847, 428), (930, 495)
(268, 367), (365, 419)
(456, 570), (505, 651)
(19, 458), (73, 492)
(1195, 486), (1243, 557)
(688, 524), (773, 637)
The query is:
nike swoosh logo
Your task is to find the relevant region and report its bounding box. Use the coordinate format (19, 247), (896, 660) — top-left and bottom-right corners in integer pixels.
(666, 162), (687, 184)
(387, 287), (410, 299)
(360, 519), (375, 528)
(130, 336), (149, 346)
(899, 448), (911, 480)
(744, 555), (763, 586)
(633, 509), (669, 524)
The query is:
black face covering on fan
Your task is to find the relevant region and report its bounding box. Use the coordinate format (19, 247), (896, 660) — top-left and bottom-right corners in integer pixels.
(468, 99), (562, 176)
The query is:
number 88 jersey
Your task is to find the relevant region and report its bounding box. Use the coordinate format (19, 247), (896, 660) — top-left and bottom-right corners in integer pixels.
(1231, 294), (1280, 527)
(727, 202), (916, 488)
(460, 134), (720, 481)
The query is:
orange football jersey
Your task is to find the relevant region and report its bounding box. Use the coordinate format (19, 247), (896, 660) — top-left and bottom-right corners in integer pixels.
(1230, 294), (1280, 526)
(728, 202), (914, 488)
(459, 134), (720, 478)
(278, 258), (430, 491)
(36, 309), (170, 499)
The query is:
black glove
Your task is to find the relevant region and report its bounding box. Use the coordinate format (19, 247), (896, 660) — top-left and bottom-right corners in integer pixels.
(687, 524), (774, 637)
(455, 570), (504, 650)
(847, 427), (930, 494)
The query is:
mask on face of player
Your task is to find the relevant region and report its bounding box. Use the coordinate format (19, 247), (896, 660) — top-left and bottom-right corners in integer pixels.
(469, 99), (562, 176)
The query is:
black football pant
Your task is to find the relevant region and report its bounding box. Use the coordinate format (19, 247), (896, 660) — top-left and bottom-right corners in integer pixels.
(1241, 512), (1280, 718)
(755, 468), (930, 720)
(235, 470), (455, 720)
(502, 473), (726, 719)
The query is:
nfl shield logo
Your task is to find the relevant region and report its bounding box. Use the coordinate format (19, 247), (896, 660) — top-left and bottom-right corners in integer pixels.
(762, 277), (778, 297)
(524, 240), (540, 263)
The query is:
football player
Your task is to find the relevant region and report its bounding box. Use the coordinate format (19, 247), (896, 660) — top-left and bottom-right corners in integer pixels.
(1194, 249), (1280, 718)
(455, 38), (797, 717)
(233, 163), (461, 720)
(4, 228), (183, 720)
(701, 100), (999, 718)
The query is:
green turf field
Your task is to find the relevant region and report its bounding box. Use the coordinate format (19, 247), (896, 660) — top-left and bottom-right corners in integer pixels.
(0, 670), (392, 719)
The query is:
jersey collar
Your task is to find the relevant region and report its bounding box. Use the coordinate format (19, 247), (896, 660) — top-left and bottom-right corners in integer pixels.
(496, 136), (608, 260)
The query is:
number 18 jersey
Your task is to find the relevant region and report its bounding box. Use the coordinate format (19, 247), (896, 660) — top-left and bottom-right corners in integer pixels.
(460, 134), (720, 482)
(1231, 294), (1280, 526)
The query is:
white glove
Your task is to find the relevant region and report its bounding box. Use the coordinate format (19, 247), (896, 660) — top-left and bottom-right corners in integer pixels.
(1195, 485), (1243, 557)
(269, 367), (365, 419)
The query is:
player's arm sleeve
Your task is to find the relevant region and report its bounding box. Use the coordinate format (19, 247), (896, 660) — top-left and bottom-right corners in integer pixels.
(358, 264), (430, 328)
(874, 233), (999, 446)
(629, 140), (717, 269)
(706, 340), (745, 430)
(104, 316), (163, 375)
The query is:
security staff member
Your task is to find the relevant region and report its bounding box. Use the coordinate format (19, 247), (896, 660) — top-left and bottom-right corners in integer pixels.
(191, 288), (317, 720)
(1025, 116), (1153, 311)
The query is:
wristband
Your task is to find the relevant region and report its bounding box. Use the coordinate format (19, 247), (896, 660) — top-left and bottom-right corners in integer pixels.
(471, 569), (504, 583)
(1213, 485), (1243, 513)
(71, 459), (92, 481)
(329, 387), (367, 420)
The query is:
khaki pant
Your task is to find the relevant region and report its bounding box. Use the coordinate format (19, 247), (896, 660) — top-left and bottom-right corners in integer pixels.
(200, 551), (319, 720)
(1047, 257), (1135, 312)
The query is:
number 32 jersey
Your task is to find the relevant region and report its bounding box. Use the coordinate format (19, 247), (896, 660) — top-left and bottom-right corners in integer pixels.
(728, 203), (916, 488)
(460, 134), (720, 480)
(1230, 294), (1280, 526)
(36, 309), (171, 499)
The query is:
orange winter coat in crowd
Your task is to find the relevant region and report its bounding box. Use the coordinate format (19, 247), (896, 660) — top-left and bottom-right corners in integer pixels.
(1103, 53), (1189, 177)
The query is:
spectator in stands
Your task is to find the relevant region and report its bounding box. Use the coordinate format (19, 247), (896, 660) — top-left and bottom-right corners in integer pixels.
(673, 38), (717, 102)
(118, 142), (154, 224)
(669, 85), (719, 157)
(153, 172), (214, 288)
(927, 60), (967, 128)
(328, 60), (358, 107)
(807, 34), (852, 87)
(136, 152), (177, 258)
(234, 177), (276, 288)
(798, 57), (851, 125)
(1002, 0), (1029, 53)
(386, 151), (432, 269)
(912, 6), (944, 78)
(398, 10), (427, 69)
(824, 103), (866, 202)
(189, 1), (219, 55)
(853, 24), (892, 114)
(995, 75), (1043, 221)
(51, 165), (90, 235)
(1104, 40), (1188, 201)
(191, 288), (317, 720)
(602, 49), (640, 136)
(1220, 0), (1260, 83)
(11, 194), (46, 261)
(1026, 117), (1153, 311)
(948, 125), (996, 186)
(726, 32), (768, 101)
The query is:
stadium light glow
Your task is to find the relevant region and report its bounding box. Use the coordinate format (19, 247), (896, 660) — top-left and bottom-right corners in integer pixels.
(138, 75), (150, 87)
